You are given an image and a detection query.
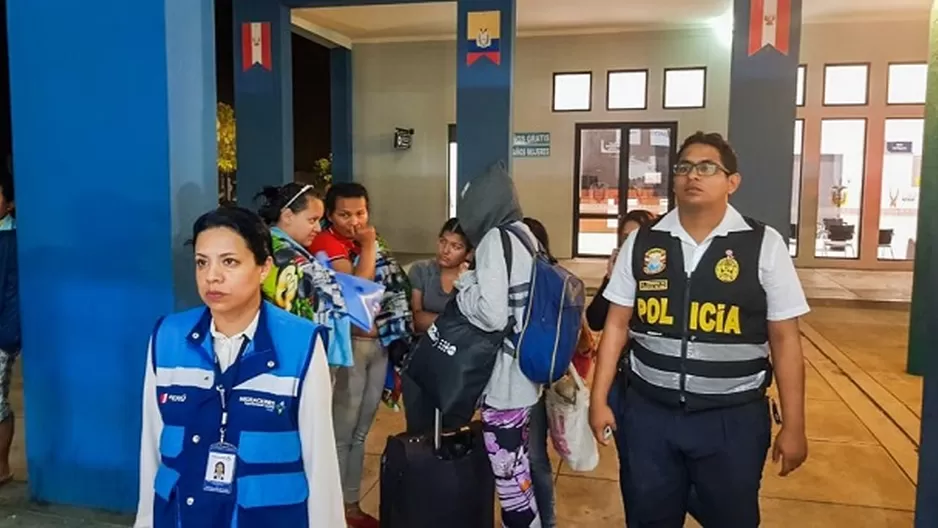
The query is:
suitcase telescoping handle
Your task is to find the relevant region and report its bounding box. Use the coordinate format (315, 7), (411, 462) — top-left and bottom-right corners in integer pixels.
(433, 409), (442, 451)
(432, 410), (473, 454)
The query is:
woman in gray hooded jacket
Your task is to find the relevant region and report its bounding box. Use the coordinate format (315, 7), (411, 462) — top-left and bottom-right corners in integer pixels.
(454, 162), (543, 528)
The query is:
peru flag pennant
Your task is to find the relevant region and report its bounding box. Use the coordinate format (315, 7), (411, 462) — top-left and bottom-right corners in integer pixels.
(242, 22), (272, 71)
(748, 0), (791, 56)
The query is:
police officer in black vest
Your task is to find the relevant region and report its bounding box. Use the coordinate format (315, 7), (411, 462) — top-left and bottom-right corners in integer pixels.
(589, 132), (809, 527)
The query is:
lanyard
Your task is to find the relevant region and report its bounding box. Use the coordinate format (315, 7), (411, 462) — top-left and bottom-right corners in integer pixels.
(214, 337), (250, 444)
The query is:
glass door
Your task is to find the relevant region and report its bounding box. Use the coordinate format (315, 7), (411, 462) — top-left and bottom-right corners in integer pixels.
(573, 122), (677, 257)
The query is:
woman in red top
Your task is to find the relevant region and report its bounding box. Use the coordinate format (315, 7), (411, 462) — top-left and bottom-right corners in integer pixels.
(308, 183), (383, 528)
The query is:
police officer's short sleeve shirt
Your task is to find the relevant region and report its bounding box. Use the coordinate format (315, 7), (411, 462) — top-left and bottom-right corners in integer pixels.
(603, 207), (810, 322)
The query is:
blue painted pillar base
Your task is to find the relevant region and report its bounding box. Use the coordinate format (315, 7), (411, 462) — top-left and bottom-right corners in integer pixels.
(330, 47), (353, 184)
(456, 0), (516, 197)
(7, 0), (217, 512)
(233, 0), (294, 205)
(727, 0), (802, 235)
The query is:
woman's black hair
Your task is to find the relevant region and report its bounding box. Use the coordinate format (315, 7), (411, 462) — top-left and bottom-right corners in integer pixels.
(619, 209), (657, 239)
(522, 217), (555, 262)
(255, 183), (323, 225)
(622, 209), (656, 227)
(190, 206), (273, 265)
(325, 182), (369, 216)
(438, 217), (471, 249)
(0, 170), (14, 204)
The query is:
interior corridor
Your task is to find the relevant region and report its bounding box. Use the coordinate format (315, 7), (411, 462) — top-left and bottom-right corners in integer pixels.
(0, 302), (922, 526)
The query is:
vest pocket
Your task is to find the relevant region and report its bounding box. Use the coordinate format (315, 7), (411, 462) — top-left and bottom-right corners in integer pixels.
(154, 464), (180, 501)
(153, 464), (181, 528)
(159, 425), (185, 458)
(238, 430), (301, 464)
(236, 472), (309, 527)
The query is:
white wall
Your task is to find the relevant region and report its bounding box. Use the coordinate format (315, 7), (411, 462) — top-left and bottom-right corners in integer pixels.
(351, 20), (928, 258)
(352, 40), (456, 254)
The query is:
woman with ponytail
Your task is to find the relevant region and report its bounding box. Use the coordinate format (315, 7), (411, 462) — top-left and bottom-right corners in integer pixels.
(255, 183), (354, 369)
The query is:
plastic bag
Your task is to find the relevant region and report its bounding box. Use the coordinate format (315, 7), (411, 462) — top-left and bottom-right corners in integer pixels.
(544, 365), (599, 472)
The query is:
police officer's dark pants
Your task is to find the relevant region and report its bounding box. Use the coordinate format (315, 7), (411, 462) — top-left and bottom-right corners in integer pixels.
(609, 376), (704, 525)
(619, 388), (771, 527)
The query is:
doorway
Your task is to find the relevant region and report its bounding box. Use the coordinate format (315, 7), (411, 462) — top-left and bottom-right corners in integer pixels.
(572, 122), (678, 257)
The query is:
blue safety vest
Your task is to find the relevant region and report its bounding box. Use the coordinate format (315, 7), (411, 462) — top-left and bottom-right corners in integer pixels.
(149, 301), (325, 528)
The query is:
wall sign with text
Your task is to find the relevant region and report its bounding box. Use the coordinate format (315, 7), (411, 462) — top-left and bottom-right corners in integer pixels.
(886, 141), (914, 154)
(513, 132), (551, 158)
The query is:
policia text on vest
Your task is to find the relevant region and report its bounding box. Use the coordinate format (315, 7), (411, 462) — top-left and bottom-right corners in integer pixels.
(627, 218), (772, 411)
(635, 298), (742, 335)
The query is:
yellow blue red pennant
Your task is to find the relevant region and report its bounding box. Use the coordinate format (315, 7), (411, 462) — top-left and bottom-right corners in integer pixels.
(467, 10), (501, 66)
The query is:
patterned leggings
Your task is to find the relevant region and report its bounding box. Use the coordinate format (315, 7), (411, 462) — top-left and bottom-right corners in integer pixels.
(481, 406), (541, 528)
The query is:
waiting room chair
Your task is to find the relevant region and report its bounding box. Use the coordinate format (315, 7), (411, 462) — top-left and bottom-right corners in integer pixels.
(877, 229), (895, 259)
(823, 223), (855, 257)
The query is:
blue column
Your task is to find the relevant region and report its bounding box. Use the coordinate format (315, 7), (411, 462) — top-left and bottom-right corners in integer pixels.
(331, 47), (354, 184)
(6, 0), (217, 512)
(233, 0), (294, 205)
(456, 0), (516, 195)
(913, 5), (938, 525)
(727, 0), (803, 235)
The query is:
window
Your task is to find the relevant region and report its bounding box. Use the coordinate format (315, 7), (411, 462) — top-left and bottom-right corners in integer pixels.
(887, 63), (927, 105)
(663, 67), (706, 109)
(447, 124), (457, 218)
(790, 119), (804, 256)
(878, 119), (922, 260)
(553, 72), (592, 112)
(796, 65), (806, 106)
(823, 64), (869, 106)
(816, 119), (867, 259)
(606, 70), (648, 110)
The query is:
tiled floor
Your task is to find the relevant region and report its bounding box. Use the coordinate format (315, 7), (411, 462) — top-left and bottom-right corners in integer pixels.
(351, 336), (919, 526)
(402, 254), (914, 308)
(796, 269), (912, 307)
(0, 304), (923, 526)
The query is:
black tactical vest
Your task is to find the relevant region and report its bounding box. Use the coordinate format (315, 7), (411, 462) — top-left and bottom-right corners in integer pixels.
(627, 216), (771, 411)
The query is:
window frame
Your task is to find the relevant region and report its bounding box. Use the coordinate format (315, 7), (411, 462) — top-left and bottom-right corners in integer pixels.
(552, 71), (593, 112)
(796, 64), (806, 107)
(790, 118), (805, 257)
(815, 117), (869, 261)
(886, 61), (928, 106)
(821, 62), (871, 107)
(662, 66), (708, 110)
(605, 69), (649, 111)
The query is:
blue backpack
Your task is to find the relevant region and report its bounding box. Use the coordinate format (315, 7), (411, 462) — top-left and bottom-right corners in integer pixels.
(500, 224), (586, 384)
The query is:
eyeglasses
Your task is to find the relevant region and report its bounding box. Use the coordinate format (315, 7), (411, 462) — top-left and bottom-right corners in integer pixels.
(673, 160), (729, 178)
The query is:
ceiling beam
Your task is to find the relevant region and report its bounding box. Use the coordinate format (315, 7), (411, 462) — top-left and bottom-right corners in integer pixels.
(291, 14), (353, 49)
(284, 0), (451, 7)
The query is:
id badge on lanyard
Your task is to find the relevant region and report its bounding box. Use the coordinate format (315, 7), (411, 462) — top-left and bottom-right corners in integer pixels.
(203, 339), (248, 495)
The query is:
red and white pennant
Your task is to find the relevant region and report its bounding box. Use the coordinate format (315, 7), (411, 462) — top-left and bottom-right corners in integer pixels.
(748, 0), (791, 56)
(242, 22), (272, 71)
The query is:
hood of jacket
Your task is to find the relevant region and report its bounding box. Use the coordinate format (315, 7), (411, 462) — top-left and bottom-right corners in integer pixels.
(456, 161), (523, 247)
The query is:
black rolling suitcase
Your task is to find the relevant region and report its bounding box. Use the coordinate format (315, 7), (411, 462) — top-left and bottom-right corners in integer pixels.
(379, 411), (495, 528)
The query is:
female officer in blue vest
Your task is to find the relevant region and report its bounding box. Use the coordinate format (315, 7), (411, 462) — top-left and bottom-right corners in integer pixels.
(134, 206), (344, 528)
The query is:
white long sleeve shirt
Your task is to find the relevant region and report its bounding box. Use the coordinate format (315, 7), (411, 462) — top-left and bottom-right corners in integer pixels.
(455, 222), (541, 410)
(133, 315), (345, 528)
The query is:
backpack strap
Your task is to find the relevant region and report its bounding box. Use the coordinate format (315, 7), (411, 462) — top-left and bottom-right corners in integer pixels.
(499, 227), (513, 276)
(497, 227), (518, 334)
(503, 223), (538, 257)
